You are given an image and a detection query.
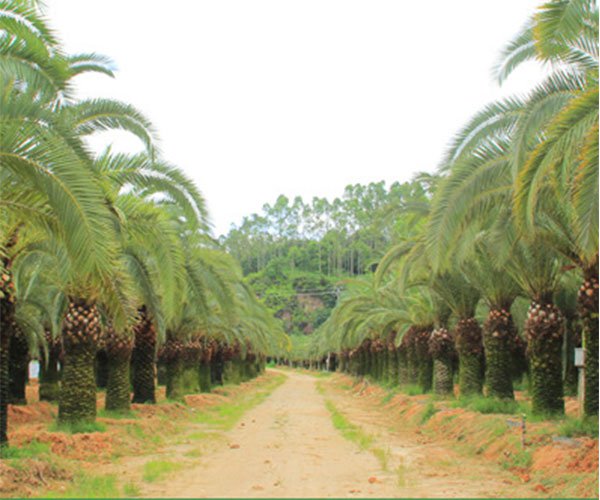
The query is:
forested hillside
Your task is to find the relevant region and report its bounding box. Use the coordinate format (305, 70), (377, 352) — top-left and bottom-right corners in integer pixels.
(222, 179), (431, 337)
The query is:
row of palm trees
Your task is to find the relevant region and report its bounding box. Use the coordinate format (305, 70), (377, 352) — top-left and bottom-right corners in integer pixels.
(306, 0), (598, 417)
(0, 0), (287, 447)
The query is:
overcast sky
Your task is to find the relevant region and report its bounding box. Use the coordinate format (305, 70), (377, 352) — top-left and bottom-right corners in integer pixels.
(46, 0), (545, 236)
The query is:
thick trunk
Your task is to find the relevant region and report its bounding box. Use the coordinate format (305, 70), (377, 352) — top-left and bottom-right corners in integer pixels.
(483, 309), (516, 399)
(397, 346), (408, 385)
(58, 299), (100, 425)
(199, 361), (212, 392)
(8, 328), (29, 405)
(131, 311), (156, 404)
(106, 356), (131, 411)
(105, 330), (133, 412)
(39, 342), (61, 402)
(433, 359), (454, 395)
(563, 316), (580, 397)
(0, 312), (10, 447)
(414, 329), (433, 393)
(387, 348), (399, 386)
(182, 361), (200, 393)
(526, 301), (564, 415)
(579, 267), (598, 416)
(94, 349), (109, 389)
(166, 358), (185, 401)
(429, 328), (455, 396)
(455, 318), (484, 396)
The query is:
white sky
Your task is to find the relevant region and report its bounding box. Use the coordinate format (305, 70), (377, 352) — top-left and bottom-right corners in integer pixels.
(46, 0), (545, 237)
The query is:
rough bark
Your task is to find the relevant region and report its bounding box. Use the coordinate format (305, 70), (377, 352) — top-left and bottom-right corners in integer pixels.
(105, 329), (133, 412)
(455, 317), (484, 396)
(526, 301), (565, 415)
(0, 302), (11, 447)
(58, 299), (101, 425)
(429, 328), (455, 396)
(39, 332), (61, 402)
(94, 349), (109, 389)
(483, 308), (516, 399)
(579, 266), (598, 416)
(414, 329), (433, 393)
(131, 310), (156, 404)
(8, 328), (29, 405)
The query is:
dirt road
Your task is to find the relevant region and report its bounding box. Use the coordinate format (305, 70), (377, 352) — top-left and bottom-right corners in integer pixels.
(139, 370), (532, 498)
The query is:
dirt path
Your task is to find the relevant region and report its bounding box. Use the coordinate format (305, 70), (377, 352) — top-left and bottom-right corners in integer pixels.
(138, 371), (532, 498)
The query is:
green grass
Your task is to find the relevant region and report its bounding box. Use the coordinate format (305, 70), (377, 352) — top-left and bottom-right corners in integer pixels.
(325, 400), (373, 450)
(42, 474), (119, 498)
(122, 481), (142, 497)
(419, 402), (438, 424)
(402, 384), (424, 396)
(381, 389), (399, 404)
(452, 395), (521, 415)
(0, 440), (51, 459)
(49, 420), (107, 434)
(142, 460), (183, 482)
(500, 448), (532, 470)
(194, 374), (286, 430)
(558, 416), (599, 437)
(98, 409), (139, 420)
(371, 447), (390, 470)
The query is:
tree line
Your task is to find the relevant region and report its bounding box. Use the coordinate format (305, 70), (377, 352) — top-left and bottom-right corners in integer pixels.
(301, 0), (598, 418)
(0, 1), (286, 448)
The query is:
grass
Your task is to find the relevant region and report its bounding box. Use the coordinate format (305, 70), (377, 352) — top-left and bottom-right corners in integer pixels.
(42, 474), (120, 498)
(419, 402), (438, 424)
(558, 416), (599, 437)
(325, 401), (373, 451)
(500, 448), (533, 470)
(452, 395), (521, 415)
(142, 459), (183, 482)
(402, 384), (424, 396)
(325, 400), (373, 450)
(98, 409), (139, 420)
(49, 420), (107, 434)
(0, 440), (51, 459)
(122, 481), (142, 497)
(381, 389), (399, 404)
(371, 446), (390, 471)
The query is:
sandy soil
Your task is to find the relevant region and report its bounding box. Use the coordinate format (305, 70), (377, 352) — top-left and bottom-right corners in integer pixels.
(137, 370), (533, 498)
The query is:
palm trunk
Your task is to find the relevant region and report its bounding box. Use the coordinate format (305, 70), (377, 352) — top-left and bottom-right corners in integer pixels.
(131, 310), (156, 404)
(387, 347), (399, 386)
(455, 317), (484, 396)
(429, 328), (455, 396)
(0, 309), (11, 447)
(166, 358), (185, 400)
(563, 315), (580, 397)
(105, 330), (133, 412)
(1, 272), (16, 446)
(58, 299), (101, 425)
(483, 308), (516, 399)
(397, 346), (408, 385)
(8, 328), (29, 405)
(94, 349), (109, 389)
(415, 329), (433, 393)
(403, 328), (419, 385)
(579, 265), (598, 416)
(526, 301), (564, 415)
(39, 333), (61, 402)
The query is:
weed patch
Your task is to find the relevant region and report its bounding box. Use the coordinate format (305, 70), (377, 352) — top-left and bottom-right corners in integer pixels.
(43, 474), (119, 498)
(558, 416), (599, 437)
(142, 460), (182, 483)
(452, 396), (520, 415)
(0, 440), (50, 459)
(325, 400), (373, 450)
(420, 402), (438, 424)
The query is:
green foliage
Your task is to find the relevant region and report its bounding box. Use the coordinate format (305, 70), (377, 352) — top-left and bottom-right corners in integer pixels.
(122, 482), (142, 497)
